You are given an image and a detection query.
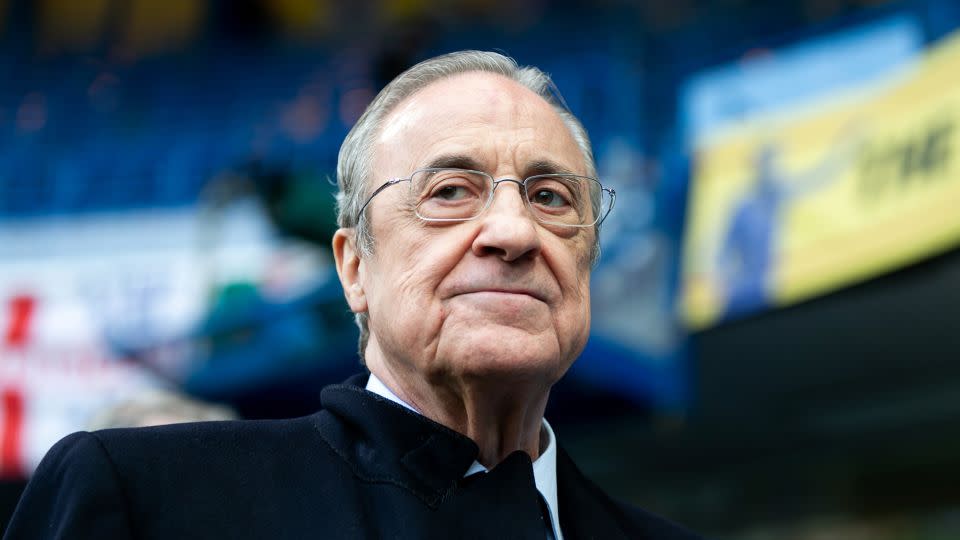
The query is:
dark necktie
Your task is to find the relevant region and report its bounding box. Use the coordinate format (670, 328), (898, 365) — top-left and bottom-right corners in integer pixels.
(458, 457), (557, 539)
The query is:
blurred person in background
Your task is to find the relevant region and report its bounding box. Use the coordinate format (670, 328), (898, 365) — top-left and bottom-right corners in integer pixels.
(4, 51), (701, 539)
(85, 389), (237, 431)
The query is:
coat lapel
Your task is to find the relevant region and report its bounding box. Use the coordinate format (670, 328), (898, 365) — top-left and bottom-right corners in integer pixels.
(556, 447), (632, 540)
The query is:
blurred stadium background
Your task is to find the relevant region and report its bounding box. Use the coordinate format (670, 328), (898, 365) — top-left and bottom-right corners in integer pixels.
(2, 0), (960, 537)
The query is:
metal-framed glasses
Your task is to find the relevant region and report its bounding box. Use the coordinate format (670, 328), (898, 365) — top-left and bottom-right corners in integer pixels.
(358, 168), (616, 228)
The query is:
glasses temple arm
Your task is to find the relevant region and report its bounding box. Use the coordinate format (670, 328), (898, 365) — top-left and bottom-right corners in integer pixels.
(357, 178), (408, 221)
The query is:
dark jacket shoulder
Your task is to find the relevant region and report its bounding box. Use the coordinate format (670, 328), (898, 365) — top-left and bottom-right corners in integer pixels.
(6, 377), (706, 539)
(5, 415), (346, 540)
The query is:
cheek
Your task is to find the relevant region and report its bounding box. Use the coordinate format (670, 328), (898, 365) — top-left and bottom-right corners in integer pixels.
(551, 233), (594, 299)
(549, 240), (594, 348)
(394, 238), (461, 300)
(365, 223), (470, 324)
(564, 270), (592, 333)
(557, 279), (591, 365)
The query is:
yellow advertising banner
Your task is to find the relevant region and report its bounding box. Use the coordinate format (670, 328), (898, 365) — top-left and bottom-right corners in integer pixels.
(682, 30), (960, 329)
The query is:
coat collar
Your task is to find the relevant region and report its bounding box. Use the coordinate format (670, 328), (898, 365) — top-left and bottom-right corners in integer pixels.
(314, 373), (650, 539)
(315, 373), (484, 507)
(365, 372), (564, 538)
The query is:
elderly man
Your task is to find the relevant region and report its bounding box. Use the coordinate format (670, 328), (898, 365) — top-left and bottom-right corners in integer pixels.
(5, 51), (701, 539)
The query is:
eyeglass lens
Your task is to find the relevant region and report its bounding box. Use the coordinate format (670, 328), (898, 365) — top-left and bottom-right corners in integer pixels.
(410, 169), (606, 226)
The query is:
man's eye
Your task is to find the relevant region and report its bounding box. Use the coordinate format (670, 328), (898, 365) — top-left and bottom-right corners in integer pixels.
(530, 188), (569, 208)
(431, 184), (473, 201)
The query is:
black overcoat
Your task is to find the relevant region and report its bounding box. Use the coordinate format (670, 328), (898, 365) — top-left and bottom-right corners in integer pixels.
(5, 375), (702, 539)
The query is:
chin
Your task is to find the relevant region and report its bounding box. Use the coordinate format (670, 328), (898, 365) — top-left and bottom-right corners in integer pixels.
(436, 328), (567, 382)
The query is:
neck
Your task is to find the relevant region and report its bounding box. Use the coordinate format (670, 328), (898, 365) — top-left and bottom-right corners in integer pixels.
(366, 349), (552, 467)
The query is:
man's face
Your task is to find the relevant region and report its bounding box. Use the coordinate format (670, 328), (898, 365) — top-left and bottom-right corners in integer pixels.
(344, 72), (594, 385)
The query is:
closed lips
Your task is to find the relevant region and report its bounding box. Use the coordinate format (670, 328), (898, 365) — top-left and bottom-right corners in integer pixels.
(453, 288), (548, 302)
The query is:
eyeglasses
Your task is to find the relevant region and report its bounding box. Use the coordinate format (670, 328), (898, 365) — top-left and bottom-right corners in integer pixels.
(357, 168), (616, 228)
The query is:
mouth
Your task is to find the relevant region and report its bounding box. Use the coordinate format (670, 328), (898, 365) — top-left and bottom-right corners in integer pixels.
(454, 288), (548, 303)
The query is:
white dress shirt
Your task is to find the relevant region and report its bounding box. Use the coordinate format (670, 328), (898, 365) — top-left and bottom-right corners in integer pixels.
(366, 373), (563, 539)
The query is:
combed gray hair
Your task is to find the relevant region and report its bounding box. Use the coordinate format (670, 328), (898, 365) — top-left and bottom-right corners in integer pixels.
(336, 50), (600, 360)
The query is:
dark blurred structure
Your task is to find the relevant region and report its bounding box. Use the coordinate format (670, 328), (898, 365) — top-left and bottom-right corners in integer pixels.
(3, 0), (960, 538)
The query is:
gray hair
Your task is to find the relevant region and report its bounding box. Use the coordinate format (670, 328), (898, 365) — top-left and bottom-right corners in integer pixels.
(336, 50), (600, 360)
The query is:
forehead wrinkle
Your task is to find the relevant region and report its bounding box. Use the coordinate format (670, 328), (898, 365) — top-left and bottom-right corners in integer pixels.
(376, 73), (505, 146)
(374, 72), (585, 182)
(505, 127), (584, 177)
(379, 72), (556, 142)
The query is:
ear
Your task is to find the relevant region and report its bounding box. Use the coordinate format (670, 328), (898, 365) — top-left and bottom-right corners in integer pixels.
(332, 228), (368, 314)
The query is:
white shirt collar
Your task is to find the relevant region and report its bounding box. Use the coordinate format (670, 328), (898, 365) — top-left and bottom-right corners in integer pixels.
(365, 373), (562, 539)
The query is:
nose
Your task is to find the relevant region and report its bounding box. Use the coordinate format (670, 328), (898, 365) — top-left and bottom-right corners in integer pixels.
(471, 180), (542, 262)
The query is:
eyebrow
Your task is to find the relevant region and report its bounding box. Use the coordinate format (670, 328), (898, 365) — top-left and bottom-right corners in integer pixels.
(524, 159), (577, 177)
(422, 155), (578, 177)
(423, 154), (486, 172)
